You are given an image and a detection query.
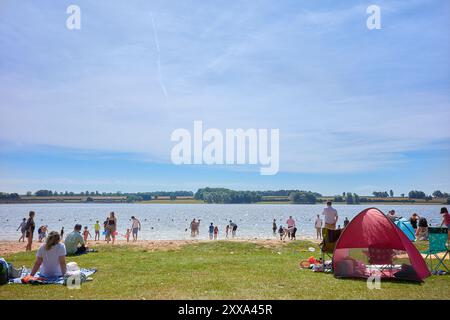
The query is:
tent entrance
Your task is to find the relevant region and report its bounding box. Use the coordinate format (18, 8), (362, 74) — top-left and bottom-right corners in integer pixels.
(334, 247), (421, 281)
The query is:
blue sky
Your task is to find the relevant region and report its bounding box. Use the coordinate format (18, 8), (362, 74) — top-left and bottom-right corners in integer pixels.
(0, 0), (449, 195)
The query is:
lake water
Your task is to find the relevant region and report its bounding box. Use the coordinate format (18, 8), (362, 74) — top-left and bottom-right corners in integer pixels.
(0, 203), (444, 241)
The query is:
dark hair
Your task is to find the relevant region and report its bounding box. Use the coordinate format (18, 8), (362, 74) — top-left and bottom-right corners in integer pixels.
(74, 224), (82, 231)
(326, 201), (332, 206)
(29, 211), (35, 217)
(441, 207), (448, 214)
(131, 216), (135, 219)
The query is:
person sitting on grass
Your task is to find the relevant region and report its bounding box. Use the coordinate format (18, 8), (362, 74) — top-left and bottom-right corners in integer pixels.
(30, 231), (67, 278)
(65, 224), (88, 256)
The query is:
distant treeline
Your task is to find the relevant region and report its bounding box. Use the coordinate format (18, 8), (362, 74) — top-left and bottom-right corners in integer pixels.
(194, 188), (321, 204)
(1, 188), (449, 204)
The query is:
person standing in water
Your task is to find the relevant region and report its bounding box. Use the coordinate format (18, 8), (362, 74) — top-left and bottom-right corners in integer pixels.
(17, 218), (27, 242)
(229, 220), (238, 238)
(209, 223), (214, 240)
(343, 217), (350, 228)
(131, 216), (141, 241)
(272, 219), (277, 234)
(25, 211), (36, 251)
(314, 214), (323, 239)
(190, 219), (197, 237)
(214, 225), (219, 240)
(60, 227), (64, 239)
(106, 212), (117, 245)
(286, 216), (295, 239)
(225, 224), (230, 238)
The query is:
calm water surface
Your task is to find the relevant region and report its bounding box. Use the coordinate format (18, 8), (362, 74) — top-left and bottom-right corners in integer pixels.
(0, 203), (444, 241)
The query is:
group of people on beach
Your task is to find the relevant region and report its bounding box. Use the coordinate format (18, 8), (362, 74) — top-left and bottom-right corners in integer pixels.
(17, 211), (144, 253)
(272, 216), (298, 240)
(189, 219), (238, 239)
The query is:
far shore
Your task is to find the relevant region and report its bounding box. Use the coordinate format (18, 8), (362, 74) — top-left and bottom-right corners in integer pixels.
(0, 200), (447, 205)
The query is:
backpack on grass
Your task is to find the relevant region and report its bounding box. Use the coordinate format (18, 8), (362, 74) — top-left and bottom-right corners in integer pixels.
(0, 258), (9, 285)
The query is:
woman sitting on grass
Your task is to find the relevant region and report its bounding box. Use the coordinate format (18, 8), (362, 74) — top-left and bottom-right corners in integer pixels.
(30, 231), (67, 278)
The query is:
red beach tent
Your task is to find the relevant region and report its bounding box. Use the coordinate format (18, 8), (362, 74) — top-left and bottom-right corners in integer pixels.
(333, 207), (431, 282)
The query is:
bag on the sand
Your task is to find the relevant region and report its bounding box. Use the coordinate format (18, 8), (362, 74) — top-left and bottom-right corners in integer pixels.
(0, 258), (9, 285)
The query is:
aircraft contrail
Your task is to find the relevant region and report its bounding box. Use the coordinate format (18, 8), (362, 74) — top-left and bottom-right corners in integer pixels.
(151, 14), (168, 99)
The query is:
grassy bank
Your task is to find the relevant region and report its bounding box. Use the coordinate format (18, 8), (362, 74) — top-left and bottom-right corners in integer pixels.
(1, 241), (448, 300)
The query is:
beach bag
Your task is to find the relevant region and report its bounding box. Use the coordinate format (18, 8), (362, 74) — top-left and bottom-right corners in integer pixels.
(0, 258), (9, 285)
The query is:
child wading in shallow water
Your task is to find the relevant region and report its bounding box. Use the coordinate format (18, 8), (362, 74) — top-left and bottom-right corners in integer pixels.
(214, 226), (219, 239)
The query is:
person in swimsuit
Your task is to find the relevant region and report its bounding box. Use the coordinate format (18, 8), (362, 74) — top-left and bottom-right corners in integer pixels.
(106, 212), (117, 245)
(25, 211), (36, 251)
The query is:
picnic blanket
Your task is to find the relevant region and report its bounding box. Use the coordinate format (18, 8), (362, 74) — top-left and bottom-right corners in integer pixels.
(8, 268), (96, 285)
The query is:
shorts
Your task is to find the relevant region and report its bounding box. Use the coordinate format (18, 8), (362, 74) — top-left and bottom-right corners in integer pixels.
(324, 223), (336, 230)
(132, 228), (139, 235)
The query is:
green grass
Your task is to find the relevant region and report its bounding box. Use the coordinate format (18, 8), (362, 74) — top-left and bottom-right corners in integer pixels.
(1, 241), (449, 300)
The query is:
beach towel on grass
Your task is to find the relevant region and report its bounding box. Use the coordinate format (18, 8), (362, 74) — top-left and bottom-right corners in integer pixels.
(8, 268), (96, 285)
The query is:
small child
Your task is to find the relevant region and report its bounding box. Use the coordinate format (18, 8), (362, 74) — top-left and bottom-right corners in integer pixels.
(278, 225), (284, 240)
(225, 225), (230, 238)
(83, 226), (92, 242)
(125, 229), (131, 242)
(213, 226), (219, 240)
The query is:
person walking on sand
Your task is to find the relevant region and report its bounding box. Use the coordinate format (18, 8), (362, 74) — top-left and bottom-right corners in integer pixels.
(131, 216), (141, 241)
(25, 211), (36, 251)
(214, 226), (219, 240)
(272, 219), (277, 234)
(17, 218), (27, 242)
(209, 223), (214, 240)
(94, 220), (100, 241)
(322, 201), (338, 230)
(314, 214), (323, 239)
(106, 212), (117, 245)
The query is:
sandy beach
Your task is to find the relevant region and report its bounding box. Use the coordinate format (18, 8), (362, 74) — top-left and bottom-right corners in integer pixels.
(0, 236), (320, 256)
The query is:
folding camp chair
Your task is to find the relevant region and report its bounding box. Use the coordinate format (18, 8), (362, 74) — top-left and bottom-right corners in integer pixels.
(421, 227), (449, 273)
(367, 247), (396, 277)
(319, 228), (342, 271)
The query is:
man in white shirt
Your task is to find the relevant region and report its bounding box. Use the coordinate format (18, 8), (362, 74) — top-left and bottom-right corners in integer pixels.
(322, 201), (338, 230)
(314, 214), (323, 239)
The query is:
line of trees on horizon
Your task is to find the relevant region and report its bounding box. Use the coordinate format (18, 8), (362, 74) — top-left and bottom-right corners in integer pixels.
(1, 189), (449, 204)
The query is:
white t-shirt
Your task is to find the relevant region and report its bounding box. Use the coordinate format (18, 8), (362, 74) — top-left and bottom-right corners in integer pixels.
(322, 206), (338, 224)
(315, 217), (323, 228)
(36, 243), (66, 277)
